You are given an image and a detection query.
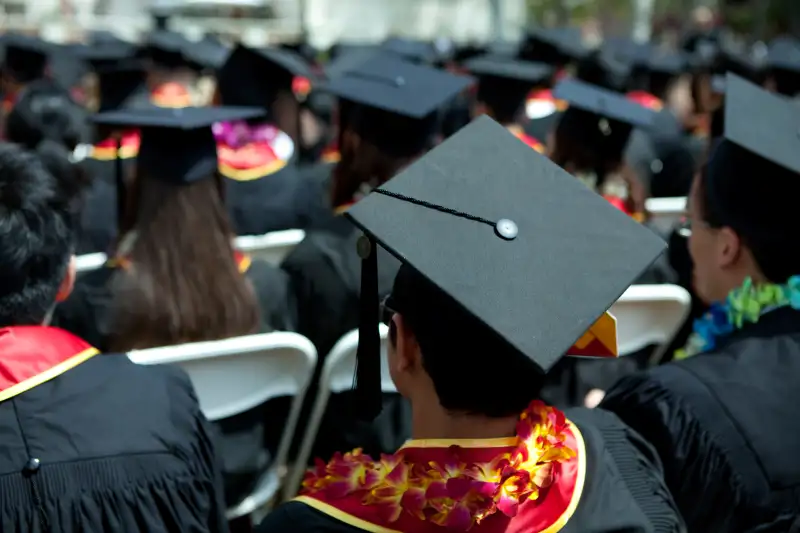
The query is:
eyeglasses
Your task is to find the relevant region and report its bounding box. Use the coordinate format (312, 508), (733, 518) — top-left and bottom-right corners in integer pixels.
(380, 295), (397, 326)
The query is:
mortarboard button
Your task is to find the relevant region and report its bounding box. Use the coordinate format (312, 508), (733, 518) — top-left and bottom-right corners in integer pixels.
(23, 458), (41, 475)
(356, 234), (373, 258)
(495, 219), (518, 240)
(395, 76), (406, 87)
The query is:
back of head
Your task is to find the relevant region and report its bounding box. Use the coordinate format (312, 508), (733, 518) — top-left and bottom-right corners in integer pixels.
(6, 79), (89, 151)
(0, 143), (79, 326)
(108, 170), (261, 351)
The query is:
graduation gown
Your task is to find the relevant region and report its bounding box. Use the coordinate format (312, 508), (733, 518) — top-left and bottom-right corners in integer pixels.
(0, 325), (227, 532)
(256, 405), (684, 533)
(281, 228), (410, 460)
(75, 131), (140, 254)
(219, 137), (318, 235)
(601, 307), (800, 532)
(523, 88), (566, 142)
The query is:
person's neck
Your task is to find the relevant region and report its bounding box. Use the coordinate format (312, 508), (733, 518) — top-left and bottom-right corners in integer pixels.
(411, 399), (518, 441)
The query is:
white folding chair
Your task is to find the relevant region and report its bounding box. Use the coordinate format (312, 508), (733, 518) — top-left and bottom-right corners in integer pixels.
(235, 229), (306, 266)
(284, 325), (392, 500)
(645, 196), (687, 235)
(128, 332), (317, 520)
(609, 284), (692, 363)
(75, 252), (108, 274)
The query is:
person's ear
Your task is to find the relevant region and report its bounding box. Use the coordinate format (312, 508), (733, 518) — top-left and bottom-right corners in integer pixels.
(392, 314), (419, 374)
(716, 227), (742, 270)
(56, 255), (76, 303)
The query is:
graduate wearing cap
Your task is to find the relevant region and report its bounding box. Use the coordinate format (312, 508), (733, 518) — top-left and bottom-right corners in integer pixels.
(550, 78), (654, 219)
(54, 106), (297, 506)
(215, 43), (319, 236)
(0, 34), (51, 124)
(464, 55), (550, 152)
(259, 116), (683, 533)
(138, 30), (198, 108)
(0, 142), (228, 533)
(602, 75), (800, 532)
(281, 55), (472, 461)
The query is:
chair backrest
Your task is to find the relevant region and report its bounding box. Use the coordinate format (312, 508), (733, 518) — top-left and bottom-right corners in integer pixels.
(609, 284), (691, 361)
(75, 252), (108, 274)
(646, 196), (686, 234)
(128, 332), (317, 421)
(324, 324), (395, 394)
(235, 229), (306, 266)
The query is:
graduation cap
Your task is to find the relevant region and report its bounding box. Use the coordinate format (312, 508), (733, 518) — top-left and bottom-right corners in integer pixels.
(704, 73), (800, 238)
(464, 55), (553, 123)
(320, 54), (473, 157)
(77, 41), (139, 72)
(767, 36), (800, 96)
(95, 63), (149, 113)
(576, 47), (632, 91)
(381, 37), (437, 64)
(345, 116), (665, 419)
(139, 30), (194, 70)
(183, 35), (231, 71)
(554, 78), (656, 163)
(218, 44), (314, 109)
(323, 47), (378, 80)
(521, 27), (590, 65)
(91, 106), (264, 225)
(2, 34), (50, 83)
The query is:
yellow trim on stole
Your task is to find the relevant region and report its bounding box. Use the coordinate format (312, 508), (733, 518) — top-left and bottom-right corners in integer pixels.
(89, 145), (138, 161)
(293, 496), (403, 533)
(292, 422), (587, 532)
(0, 348), (100, 403)
(399, 436), (519, 450)
(572, 312), (618, 356)
(218, 160), (289, 182)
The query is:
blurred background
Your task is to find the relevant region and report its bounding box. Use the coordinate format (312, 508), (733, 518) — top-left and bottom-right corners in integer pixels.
(0, 0), (797, 48)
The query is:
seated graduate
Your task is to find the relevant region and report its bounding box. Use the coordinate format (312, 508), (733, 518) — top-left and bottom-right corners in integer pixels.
(215, 44), (314, 235)
(462, 55), (551, 152)
(0, 142), (227, 532)
(549, 78), (654, 220)
(281, 54), (472, 460)
(258, 116), (684, 533)
(53, 106), (296, 506)
(137, 30), (198, 108)
(601, 75), (800, 532)
(0, 34), (50, 128)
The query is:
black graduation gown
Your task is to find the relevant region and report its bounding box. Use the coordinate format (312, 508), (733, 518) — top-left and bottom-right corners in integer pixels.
(601, 307), (800, 532)
(52, 256), (296, 507)
(0, 326), (227, 532)
(223, 160), (319, 236)
(255, 407), (684, 533)
(295, 161), (356, 237)
(281, 228), (410, 460)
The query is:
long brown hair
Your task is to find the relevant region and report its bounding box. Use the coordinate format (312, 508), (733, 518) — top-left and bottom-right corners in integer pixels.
(330, 128), (418, 208)
(107, 170), (261, 351)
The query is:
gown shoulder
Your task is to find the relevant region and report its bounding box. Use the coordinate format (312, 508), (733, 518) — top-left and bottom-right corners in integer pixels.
(245, 257), (297, 332)
(52, 265), (116, 352)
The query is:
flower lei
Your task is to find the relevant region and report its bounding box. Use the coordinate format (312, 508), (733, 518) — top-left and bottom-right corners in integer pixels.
(212, 120), (285, 150)
(301, 400), (575, 531)
(675, 275), (800, 360)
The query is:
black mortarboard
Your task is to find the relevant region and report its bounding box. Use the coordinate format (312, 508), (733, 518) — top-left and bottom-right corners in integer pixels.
(345, 116), (665, 419)
(704, 74), (800, 237)
(49, 44), (90, 92)
(465, 55), (553, 122)
(92, 106), (264, 184)
(767, 36), (800, 96)
(521, 27), (590, 65)
(381, 37), (437, 64)
(554, 78), (656, 162)
(218, 44), (314, 109)
(324, 47), (378, 79)
(645, 49), (687, 76)
(78, 41), (139, 71)
(139, 30), (194, 70)
(320, 54), (473, 156)
(3, 34), (50, 83)
(576, 47), (632, 91)
(184, 35), (231, 71)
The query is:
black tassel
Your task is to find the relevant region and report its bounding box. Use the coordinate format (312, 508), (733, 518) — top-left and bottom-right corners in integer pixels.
(354, 234), (382, 421)
(114, 136), (125, 230)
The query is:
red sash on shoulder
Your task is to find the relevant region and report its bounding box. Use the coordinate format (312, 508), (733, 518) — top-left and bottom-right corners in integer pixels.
(217, 139), (290, 181)
(321, 141), (341, 163)
(0, 326), (98, 403)
(508, 126), (545, 153)
(89, 129), (141, 161)
(626, 91), (663, 111)
(296, 401), (586, 533)
(151, 83), (192, 108)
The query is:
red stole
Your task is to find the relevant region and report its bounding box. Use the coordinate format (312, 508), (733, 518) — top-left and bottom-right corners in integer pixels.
(321, 141), (341, 163)
(0, 326), (98, 403)
(525, 89), (568, 120)
(626, 91), (663, 111)
(508, 126), (545, 153)
(297, 402), (586, 533)
(89, 129), (141, 161)
(293, 76), (312, 100)
(150, 83), (192, 108)
(217, 140), (289, 181)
